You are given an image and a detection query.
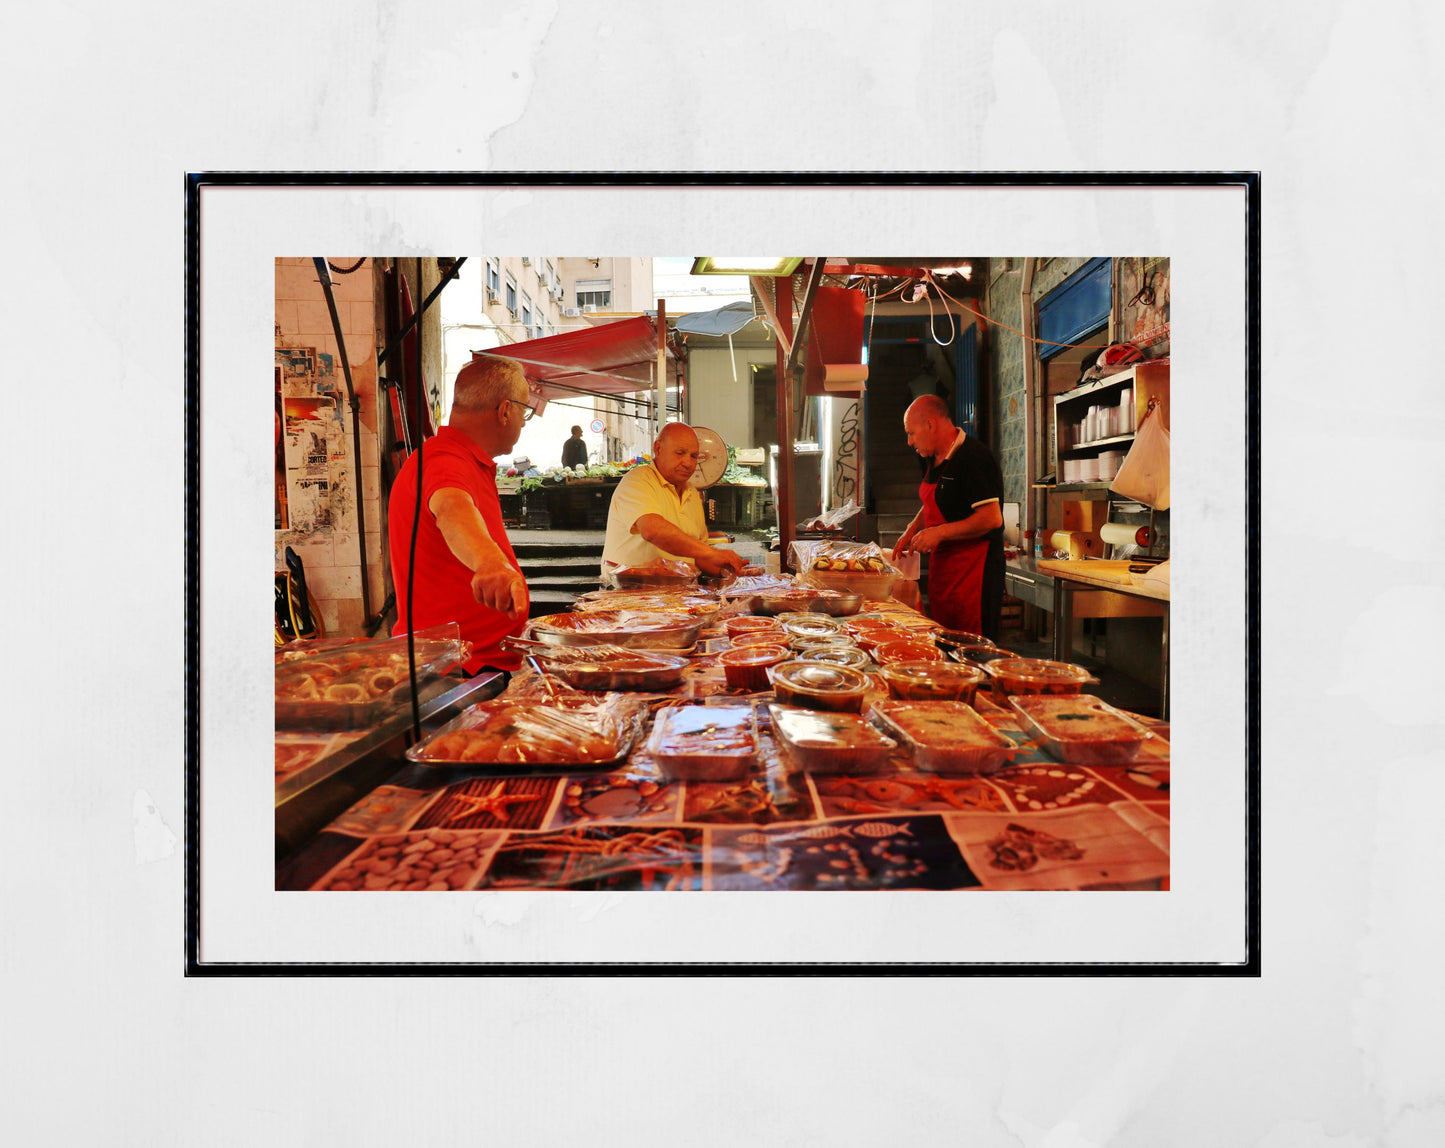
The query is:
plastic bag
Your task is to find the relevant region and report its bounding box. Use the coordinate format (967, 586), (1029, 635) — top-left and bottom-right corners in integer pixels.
(1109, 411), (1170, 510)
(800, 498), (861, 533)
(788, 538), (898, 576)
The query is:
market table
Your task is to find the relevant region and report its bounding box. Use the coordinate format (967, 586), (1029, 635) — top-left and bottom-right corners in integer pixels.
(275, 600), (1169, 893)
(1036, 558), (1170, 720)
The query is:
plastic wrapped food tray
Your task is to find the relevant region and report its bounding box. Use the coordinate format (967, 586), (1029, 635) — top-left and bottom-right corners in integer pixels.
(603, 559), (698, 587)
(647, 704), (759, 781)
(768, 704), (897, 775)
(573, 589), (720, 617)
(871, 700), (1018, 775)
(1008, 695), (1153, 765)
(529, 610), (703, 650)
(406, 697), (643, 770)
(538, 648), (691, 692)
(725, 615), (785, 638)
(798, 567), (898, 601)
(275, 634), (471, 730)
(768, 661), (872, 713)
(754, 588), (863, 617)
(879, 660), (986, 703)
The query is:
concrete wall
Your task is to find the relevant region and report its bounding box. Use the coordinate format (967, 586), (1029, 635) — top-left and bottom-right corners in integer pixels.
(684, 344), (775, 450)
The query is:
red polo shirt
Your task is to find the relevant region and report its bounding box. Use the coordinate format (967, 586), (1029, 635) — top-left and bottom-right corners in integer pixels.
(388, 426), (526, 673)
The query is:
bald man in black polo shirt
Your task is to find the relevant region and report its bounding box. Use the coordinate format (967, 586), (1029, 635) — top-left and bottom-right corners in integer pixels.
(891, 394), (1006, 640)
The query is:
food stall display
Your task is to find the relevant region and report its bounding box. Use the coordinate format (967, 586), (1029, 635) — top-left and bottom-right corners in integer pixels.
(276, 580), (1170, 893)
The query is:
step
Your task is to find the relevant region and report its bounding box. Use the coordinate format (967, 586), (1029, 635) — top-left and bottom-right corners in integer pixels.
(514, 558), (604, 579)
(511, 542), (606, 560)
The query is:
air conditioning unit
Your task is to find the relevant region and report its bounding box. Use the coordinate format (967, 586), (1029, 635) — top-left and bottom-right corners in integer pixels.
(563, 306), (582, 318)
(486, 289), (498, 304)
(581, 303), (599, 313)
(521, 257), (531, 266)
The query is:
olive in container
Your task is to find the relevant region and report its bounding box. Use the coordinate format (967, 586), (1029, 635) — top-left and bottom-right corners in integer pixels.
(767, 661), (872, 714)
(768, 704), (898, 775)
(879, 659), (985, 703)
(647, 704), (759, 781)
(984, 657), (1094, 701)
(718, 645), (790, 691)
(871, 700), (1018, 775)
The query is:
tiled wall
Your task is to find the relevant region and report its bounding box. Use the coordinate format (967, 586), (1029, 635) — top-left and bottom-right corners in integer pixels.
(275, 258), (384, 638)
(987, 257), (1096, 518)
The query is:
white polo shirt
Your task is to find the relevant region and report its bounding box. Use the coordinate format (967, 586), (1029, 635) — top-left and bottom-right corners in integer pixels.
(601, 463), (708, 568)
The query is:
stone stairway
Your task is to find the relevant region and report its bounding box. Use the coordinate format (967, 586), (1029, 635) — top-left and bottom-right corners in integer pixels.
(511, 538), (605, 618)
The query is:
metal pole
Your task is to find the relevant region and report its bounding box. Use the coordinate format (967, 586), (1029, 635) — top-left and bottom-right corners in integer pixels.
(655, 299), (668, 438)
(773, 274), (796, 569)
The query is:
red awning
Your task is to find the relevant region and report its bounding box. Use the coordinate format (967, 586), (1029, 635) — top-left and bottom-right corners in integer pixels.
(472, 315), (673, 410)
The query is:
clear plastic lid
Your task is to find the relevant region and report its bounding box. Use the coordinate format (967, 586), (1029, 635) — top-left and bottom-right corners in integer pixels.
(719, 646), (791, 668)
(731, 630), (793, 649)
(796, 647), (870, 671)
(880, 661), (985, 688)
(933, 630), (995, 649)
(873, 639), (944, 666)
(780, 615), (845, 639)
(985, 658), (1094, 685)
(769, 661), (870, 697)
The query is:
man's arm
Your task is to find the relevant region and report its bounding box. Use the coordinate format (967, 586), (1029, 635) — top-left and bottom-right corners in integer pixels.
(428, 487), (528, 616)
(907, 501), (1003, 554)
(631, 513), (746, 576)
(891, 507), (928, 558)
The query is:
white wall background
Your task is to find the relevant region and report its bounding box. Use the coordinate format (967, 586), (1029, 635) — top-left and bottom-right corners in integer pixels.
(5, 2), (1442, 1146)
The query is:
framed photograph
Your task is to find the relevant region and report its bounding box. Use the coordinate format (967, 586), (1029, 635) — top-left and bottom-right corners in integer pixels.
(189, 174), (1258, 973)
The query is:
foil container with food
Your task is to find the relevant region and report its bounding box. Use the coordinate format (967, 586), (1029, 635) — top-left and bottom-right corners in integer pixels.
(275, 631), (472, 730)
(870, 700), (1019, 775)
(647, 703), (759, 781)
(406, 696), (644, 770)
(602, 558), (699, 588)
(1008, 694), (1153, 765)
(573, 588), (721, 617)
(528, 643), (692, 692)
(528, 609), (703, 650)
(768, 704), (898, 775)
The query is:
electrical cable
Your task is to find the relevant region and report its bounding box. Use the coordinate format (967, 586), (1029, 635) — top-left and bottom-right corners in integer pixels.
(920, 272), (958, 346)
(326, 258), (366, 275)
(406, 258), (424, 739)
(930, 274), (1118, 354)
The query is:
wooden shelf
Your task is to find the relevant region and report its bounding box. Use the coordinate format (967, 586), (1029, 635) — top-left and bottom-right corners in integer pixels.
(1060, 433), (1134, 455)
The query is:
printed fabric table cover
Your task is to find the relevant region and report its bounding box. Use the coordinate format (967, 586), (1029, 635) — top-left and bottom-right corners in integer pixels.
(276, 600), (1169, 893)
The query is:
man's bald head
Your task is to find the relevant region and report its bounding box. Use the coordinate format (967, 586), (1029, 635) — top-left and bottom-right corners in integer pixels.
(903, 394), (957, 459)
(651, 422), (703, 494)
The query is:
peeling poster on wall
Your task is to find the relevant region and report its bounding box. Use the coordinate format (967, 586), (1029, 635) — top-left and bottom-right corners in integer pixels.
(281, 394), (341, 532)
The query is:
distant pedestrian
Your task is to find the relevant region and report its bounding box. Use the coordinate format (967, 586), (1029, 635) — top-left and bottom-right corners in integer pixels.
(562, 425), (588, 468)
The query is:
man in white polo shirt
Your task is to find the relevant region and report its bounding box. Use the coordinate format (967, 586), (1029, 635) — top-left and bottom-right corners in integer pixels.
(602, 422), (748, 578)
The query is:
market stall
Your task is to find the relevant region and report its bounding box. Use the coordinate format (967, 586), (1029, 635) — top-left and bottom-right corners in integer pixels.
(275, 554), (1169, 893)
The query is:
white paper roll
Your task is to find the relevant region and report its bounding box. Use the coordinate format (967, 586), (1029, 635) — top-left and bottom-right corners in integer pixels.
(1099, 522), (1139, 547)
(822, 364), (868, 391)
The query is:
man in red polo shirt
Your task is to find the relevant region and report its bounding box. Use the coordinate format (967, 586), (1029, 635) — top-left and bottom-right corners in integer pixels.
(388, 355), (532, 674)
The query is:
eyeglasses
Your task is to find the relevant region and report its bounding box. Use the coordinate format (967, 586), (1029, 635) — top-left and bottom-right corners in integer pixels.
(503, 398), (537, 422)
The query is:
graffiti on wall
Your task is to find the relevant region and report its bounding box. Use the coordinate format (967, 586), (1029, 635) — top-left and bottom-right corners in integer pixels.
(829, 398), (861, 508)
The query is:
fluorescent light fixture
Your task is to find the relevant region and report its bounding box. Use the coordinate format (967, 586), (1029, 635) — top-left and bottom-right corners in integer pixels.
(691, 257), (803, 276)
(931, 264), (973, 279)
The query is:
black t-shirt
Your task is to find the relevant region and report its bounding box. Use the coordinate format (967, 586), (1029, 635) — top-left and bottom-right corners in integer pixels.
(922, 433), (1004, 541)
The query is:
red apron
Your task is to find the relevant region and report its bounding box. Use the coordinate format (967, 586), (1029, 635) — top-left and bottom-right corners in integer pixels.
(920, 478), (989, 633)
